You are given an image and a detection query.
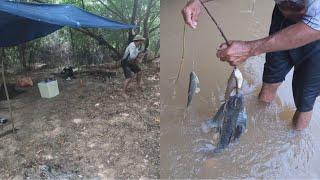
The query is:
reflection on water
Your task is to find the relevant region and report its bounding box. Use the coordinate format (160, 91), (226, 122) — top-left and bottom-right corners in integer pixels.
(161, 0), (320, 179)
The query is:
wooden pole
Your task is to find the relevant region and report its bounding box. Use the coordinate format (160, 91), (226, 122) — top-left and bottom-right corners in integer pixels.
(1, 48), (15, 133)
(199, 1), (230, 46)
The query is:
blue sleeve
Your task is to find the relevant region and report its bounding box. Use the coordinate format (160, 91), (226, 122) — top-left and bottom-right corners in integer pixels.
(303, 0), (320, 31)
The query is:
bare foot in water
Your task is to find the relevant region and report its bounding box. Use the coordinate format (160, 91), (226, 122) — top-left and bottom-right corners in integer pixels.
(258, 82), (282, 103)
(292, 111), (312, 130)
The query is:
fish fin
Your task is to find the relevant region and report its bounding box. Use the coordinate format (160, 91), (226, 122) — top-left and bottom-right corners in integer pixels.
(236, 109), (248, 127)
(201, 118), (222, 133)
(213, 147), (224, 154)
(201, 120), (212, 133)
(187, 94), (193, 107)
(193, 143), (225, 154)
(213, 104), (225, 120)
(193, 143), (216, 153)
(233, 125), (244, 140)
(233, 110), (248, 140)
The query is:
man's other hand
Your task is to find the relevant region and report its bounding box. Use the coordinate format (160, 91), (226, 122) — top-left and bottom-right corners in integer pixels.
(182, 0), (202, 29)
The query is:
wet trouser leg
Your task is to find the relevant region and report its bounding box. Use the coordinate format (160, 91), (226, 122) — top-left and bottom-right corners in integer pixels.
(262, 6), (320, 129)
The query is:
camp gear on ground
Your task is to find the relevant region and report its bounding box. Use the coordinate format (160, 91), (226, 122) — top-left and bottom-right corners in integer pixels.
(0, 117), (8, 125)
(38, 80), (59, 98)
(17, 77), (33, 87)
(62, 66), (74, 80)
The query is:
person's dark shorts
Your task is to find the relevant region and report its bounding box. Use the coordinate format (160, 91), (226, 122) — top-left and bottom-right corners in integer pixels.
(121, 60), (141, 79)
(263, 6), (320, 112)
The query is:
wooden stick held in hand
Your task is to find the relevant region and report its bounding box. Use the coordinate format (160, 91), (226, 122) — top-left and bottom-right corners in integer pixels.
(199, 0), (230, 46)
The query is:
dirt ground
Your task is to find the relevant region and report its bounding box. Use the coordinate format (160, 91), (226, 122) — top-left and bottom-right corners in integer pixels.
(0, 60), (160, 179)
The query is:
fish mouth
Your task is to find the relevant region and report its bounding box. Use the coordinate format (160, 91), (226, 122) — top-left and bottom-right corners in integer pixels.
(225, 68), (243, 100)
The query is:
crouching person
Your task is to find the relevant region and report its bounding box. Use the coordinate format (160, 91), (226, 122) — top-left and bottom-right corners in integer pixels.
(121, 35), (146, 97)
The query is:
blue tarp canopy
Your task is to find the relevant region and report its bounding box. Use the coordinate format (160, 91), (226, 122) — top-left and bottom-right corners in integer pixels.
(0, 1), (135, 47)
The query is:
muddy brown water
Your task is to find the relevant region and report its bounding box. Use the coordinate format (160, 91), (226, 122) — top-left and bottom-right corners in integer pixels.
(160, 0), (320, 178)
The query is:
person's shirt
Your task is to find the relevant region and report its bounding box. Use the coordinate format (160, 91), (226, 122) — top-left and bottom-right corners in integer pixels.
(303, 0), (320, 31)
(274, 0), (320, 31)
(122, 42), (140, 61)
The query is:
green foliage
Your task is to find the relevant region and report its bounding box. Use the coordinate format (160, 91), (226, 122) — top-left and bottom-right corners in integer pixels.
(3, 0), (160, 71)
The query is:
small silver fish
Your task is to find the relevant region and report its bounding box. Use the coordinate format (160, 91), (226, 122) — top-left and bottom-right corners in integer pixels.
(187, 72), (200, 107)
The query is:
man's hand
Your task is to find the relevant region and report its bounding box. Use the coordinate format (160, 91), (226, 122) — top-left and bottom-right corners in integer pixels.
(216, 22), (320, 66)
(216, 41), (254, 66)
(134, 52), (146, 64)
(181, 0), (202, 29)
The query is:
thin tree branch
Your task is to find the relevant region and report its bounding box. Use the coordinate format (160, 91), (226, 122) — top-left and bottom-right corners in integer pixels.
(30, 0), (122, 59)
(77, 28), (122, 58)
(108, 0), (126, 22)
(149, 24), (160, 34)
(95, 0), (127, 22)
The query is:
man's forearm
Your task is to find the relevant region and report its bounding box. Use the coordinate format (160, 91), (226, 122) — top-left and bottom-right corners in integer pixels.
(249, 22), (320, 56)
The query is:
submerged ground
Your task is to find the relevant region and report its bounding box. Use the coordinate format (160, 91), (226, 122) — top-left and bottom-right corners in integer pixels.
(0, 60), (160, 179)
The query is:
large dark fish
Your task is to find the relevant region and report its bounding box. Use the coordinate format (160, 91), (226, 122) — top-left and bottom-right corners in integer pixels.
(200, 68), (246, 153)
(187, 72), (200, 107)
(201, 93), (247, 153)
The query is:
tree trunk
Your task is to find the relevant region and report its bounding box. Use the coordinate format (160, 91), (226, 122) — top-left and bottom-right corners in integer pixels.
(81, 0), (85, 9)
(77, 29), (122, 59)
(19, 43), (27, 70)
(155, 39), (160, 55)
(69, 28), (75, 64)
(0, 49), (15, 133)
(128, 0), (139, 44)
(143, 0), (156, 51)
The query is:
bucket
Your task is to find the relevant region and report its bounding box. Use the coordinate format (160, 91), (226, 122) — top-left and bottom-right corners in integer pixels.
(37, 80), (59, 98)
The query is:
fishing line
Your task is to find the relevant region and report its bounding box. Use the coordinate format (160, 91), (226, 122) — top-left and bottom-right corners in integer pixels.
(170, 23), (187, 100)
(174, 24), (187, 85)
